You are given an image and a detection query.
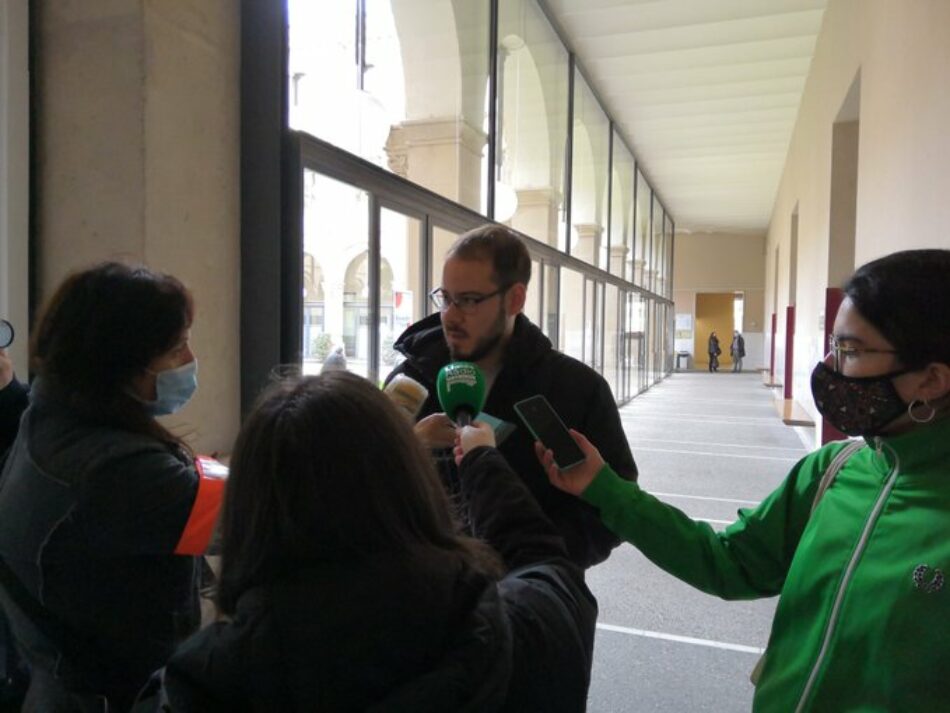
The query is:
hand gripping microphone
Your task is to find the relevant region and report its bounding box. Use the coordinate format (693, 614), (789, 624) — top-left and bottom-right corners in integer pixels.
(383, 374), (430, 420)
(436, 362), (486, 427)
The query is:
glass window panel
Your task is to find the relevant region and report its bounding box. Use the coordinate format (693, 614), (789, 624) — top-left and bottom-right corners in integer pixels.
(610, 134), (635, 280)
(665, 215), (675, 299)
(496, 0), (568, 249)
(378, 208), (423, 378)
(524, 259), (544, 326)
(584, 279), (596, 369)
(570, 72), (609, 268)
(289, 0), (490, 212)
(543, 263), (559, 340)
(604, 284), (619, 399)
(652, 195), (664, 295)
(634, 169), (650, 287)
(430, 225), (461, 299)
(301, 170), (370, 378)
(559, 266), (584, 360)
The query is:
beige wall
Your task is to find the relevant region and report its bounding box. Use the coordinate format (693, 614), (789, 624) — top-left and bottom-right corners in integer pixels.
(672, 231), (766, 368)
(765, 0), (950, 442)
(0, 0), (30, 371)
(33, 0), (240, 453)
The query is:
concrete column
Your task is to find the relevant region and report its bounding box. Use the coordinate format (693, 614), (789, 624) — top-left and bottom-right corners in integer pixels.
(33, 0), (240, 453)
(572, 223), (602, 265)
(610, 245), (628, 279)
(385, 117), (486, 213)
(632, 258), (645, 286)
(511, 187), (560, 247)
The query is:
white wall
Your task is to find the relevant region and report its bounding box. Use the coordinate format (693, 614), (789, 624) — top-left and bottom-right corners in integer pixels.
(766, 0), (950, 447)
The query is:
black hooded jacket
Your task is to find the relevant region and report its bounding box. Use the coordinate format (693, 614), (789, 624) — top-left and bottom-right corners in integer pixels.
(162, 447), (597, 712)
(387, 312), (637, 568)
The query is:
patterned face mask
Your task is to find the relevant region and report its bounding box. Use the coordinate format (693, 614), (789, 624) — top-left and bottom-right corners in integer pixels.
(810, 361), (909, 437)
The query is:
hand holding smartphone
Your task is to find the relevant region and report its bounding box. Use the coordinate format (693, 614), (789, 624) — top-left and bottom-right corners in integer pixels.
(514, 395), (586, 470)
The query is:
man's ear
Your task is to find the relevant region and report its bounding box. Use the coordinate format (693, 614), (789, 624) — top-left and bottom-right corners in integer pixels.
(911, 362), (950, 403)
(505, 283), (527, 316)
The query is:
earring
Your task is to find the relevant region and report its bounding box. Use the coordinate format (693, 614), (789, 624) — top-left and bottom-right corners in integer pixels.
(908, 399), (936, 424)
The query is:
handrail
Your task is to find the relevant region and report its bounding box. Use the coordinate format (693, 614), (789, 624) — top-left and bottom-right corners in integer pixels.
(294, 131), (672, 305)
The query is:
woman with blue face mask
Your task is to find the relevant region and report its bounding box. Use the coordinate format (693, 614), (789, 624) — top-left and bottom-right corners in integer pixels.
(535, 249), (950, 711)
(0, 262), (222, 712)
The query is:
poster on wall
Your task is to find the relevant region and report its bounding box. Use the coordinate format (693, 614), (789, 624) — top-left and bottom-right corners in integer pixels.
(674, 313), (693, 354)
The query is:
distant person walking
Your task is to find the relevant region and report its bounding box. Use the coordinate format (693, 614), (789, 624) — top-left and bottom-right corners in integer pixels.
(707, 332), (721, 372)
(730, 330), (746, 372)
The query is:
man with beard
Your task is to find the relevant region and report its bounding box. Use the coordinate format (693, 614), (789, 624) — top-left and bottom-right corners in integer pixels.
(386, 225), (637, 568)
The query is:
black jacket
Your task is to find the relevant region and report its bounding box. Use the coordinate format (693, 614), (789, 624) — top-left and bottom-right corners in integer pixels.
(0, 377), (29, 465)
(162, 447), (597, 712)
(0, 380), (202, 710)
(388, 312), (637, 568)
(730, 334), (746, 358)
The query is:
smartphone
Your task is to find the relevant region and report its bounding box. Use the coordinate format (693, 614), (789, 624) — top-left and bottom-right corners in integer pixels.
(514, 395), (586, 470)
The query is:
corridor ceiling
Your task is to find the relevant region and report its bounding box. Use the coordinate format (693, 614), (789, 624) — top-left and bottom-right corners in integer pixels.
(543, 0), (828, 234)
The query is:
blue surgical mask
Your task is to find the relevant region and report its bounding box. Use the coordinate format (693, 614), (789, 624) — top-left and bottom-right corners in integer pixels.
(144, 359), (198, 416)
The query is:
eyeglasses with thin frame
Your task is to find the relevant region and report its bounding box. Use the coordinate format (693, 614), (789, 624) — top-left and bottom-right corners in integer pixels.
(428, 286), (508, 314)
(827, 334), (899, 373)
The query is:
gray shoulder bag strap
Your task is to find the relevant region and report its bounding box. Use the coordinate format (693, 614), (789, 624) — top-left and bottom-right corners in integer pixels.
(749, 439), (864, 686)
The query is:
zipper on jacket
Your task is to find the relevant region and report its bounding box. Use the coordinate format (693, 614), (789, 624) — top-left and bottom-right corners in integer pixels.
(793, 442), (899, 713)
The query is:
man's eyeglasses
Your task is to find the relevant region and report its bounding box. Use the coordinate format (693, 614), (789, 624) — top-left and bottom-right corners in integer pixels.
(429, 286), (508, 314)
(827, 334), (898, 372)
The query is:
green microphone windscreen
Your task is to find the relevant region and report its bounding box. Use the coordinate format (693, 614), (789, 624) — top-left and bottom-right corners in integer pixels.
(436, 362), (486, 426)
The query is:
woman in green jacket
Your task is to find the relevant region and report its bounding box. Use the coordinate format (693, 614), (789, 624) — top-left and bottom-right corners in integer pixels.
(537, 249), (950, 712)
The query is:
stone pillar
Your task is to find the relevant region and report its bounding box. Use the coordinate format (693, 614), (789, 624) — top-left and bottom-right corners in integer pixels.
(385, 117), (486, 213)
(609, 245), (628, 279)
(633, 258), (645, 287)
(33, 0), (240, 453)
(572, 223), (602, 266)
(512, 187), (560, 247)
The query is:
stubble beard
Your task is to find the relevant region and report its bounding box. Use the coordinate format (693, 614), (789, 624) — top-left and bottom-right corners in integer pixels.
(447, 306), (507, 364)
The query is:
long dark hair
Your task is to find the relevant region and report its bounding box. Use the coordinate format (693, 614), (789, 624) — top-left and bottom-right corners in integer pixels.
(844, 249), (950, 369)
(30, 261), (194, 447)
(216, 372), (502, 615)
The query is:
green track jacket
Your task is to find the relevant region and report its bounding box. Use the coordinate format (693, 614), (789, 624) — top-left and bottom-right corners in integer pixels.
(582, 416), (950, 712)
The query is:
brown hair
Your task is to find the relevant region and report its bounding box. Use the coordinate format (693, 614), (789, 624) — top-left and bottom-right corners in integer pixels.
(31, 261), (194, 449)
(215, 372), (502, 614)
(447, 224), (532, 288)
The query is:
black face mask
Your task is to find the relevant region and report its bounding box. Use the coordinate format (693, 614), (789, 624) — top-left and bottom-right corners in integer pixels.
(810, 361), (909, 437)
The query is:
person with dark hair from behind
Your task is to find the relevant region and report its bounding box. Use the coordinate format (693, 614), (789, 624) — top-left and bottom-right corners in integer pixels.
(0, 262), (225, 711)
(386, 224), (637, 569)
(162, 372), (596, 712)
(538, 249), (950, 710)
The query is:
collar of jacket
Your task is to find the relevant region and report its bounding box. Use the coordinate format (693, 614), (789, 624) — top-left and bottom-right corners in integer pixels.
(393, 312), (552, 382)
(864, 414), (950, 475)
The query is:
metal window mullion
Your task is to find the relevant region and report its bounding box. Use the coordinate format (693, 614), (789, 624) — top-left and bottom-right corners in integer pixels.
(564, 54), (575, 256)
(280, 136), (304, 367)
(368, 194), (381, 384)
(486, 0), (499, 219)
(605, 123), (613, 274)
(537, 259), (545, 329)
